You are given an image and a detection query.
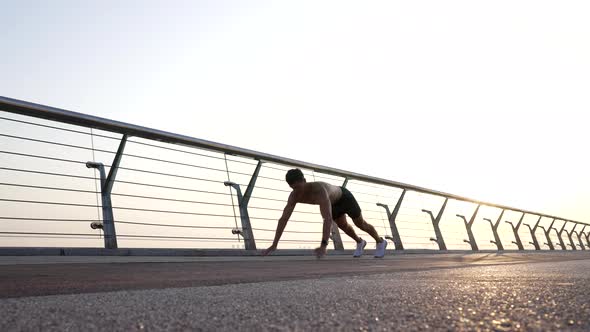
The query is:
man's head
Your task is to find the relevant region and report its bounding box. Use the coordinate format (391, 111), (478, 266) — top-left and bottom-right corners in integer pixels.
(285, 168), (306, 189)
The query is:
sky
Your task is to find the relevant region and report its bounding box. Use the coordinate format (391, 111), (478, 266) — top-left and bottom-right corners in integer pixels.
(1, 0), (590, 225)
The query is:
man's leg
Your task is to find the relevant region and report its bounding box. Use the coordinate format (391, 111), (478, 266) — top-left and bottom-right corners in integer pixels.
(352, 213), (383, 243)
(334, 215), (362, 243)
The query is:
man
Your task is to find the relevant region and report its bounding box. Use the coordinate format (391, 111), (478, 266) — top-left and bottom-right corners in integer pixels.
(262, 168), (388, 258)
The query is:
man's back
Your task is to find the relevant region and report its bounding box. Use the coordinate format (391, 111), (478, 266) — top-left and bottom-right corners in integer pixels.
(292, 181), (342, 205)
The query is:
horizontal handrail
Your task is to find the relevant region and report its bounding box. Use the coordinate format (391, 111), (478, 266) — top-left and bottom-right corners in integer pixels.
(1, 95), (587, 227)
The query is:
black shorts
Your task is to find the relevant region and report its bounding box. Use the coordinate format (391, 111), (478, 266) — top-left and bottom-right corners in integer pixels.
(331, 187), (362, 219)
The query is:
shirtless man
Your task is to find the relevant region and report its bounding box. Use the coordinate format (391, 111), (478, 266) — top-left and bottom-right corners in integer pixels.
(262, 168), (388, 258)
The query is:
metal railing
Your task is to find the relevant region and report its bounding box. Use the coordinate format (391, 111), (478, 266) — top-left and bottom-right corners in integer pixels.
(1, 95), (589, 251)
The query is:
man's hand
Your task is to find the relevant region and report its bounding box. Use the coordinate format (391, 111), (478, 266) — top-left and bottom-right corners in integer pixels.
(262, 244), (277, 256)
(314, 245), (327, 258)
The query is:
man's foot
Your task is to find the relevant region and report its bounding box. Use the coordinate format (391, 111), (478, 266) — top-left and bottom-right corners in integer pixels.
(374, 239), (388, 258)
(353, 239), (367, 257)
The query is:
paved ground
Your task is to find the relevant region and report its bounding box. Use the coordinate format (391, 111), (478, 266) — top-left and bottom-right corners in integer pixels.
(0, 252), (589, 331)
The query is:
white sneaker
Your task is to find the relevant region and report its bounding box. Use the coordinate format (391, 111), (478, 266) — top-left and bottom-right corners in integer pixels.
(353, 239), (367, 257)
(374, 239), (388, 258)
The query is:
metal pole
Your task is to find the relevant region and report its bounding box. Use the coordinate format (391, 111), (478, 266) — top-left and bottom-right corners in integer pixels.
(86, 134), (127, 249)
(553, 220), (567, 250)
(524, 216), (542, 250)
(376, 189), (406, 250)
(456, 204), (480, 251)
(505, 213), (525, 250)
(422, 197), (448, 250)
(576, 225), (587, 250)
(565, 224), (578, 250)
(539, 218), (556, 250)
(483, 209), (505, 251)
(223, 160), (262, 250)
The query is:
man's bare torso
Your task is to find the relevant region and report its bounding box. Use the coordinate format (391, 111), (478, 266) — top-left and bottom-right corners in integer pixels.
(292, 181), (342, 205)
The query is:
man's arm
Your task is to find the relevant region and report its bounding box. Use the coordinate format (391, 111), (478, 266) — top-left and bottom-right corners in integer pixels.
(314, 186), (333, 257)
(262, 192), (297, 255)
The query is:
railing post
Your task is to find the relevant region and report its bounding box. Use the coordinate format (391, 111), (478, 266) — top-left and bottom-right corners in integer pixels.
(565, 223), (578, 250)
(223, 160), (262, 250)
(576, 225), (587, 250)
(524, 216), (542, 250)
(539, 218), (556, 250)
(553, 220), (567, 250)
(505, 213), (525, 250)
(376, 189), (406, 250)
(342, 178), (349, 188)
(86, 134), (128, 249)
(456, 204), (480, 251)
(422, 197), (448, 250)
(483, 209), (505, 251)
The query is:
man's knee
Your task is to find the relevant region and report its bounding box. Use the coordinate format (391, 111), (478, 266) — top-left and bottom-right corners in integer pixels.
(334, 216), (348, 228)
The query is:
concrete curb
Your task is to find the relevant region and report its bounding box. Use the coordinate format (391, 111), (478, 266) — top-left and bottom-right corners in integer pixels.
(0, 247), (580, 257)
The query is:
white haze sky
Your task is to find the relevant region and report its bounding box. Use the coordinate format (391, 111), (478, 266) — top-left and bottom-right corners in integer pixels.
(1, 0), (589, 223)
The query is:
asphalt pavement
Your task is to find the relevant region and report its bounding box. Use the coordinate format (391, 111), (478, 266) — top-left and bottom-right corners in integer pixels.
(1, 252), (589, 331)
